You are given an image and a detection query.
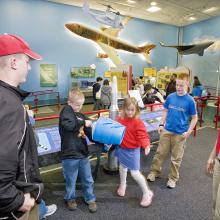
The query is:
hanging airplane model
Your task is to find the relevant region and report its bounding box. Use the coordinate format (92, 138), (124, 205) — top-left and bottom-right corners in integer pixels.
(160, 41), (214, 56)
(83, 0), (124, 29)
(65, 23), (156, 65)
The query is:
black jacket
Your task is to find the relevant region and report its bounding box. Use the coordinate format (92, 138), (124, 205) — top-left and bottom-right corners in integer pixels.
(59, 105), (93, 159)
(166, 80), (176, 98)
(92, 82), (101, 101)
(0, 81), (43, 219)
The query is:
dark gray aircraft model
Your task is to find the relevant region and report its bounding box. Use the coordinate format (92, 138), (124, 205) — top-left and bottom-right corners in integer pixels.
(160, 41), (214, 56)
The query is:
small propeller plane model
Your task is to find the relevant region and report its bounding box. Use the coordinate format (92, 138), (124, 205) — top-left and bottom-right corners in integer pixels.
(83, 0), (124, 29)
(160, 41), (214, 56)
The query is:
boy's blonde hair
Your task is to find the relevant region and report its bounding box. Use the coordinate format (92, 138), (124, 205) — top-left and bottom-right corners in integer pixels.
(68, 88), (85, 103)
(177, 73), (190, 81)
(122, 97), (140, 118)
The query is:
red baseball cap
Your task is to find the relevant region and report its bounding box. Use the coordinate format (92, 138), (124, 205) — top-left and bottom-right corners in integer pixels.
(0, 34), (42, 60)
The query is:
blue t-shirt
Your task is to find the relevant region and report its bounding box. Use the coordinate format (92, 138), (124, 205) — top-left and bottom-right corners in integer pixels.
(164, 92), (197, 134)
(192, 85), (204, 97)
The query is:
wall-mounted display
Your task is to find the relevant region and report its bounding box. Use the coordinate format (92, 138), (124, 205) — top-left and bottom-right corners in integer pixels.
(70, 67), (95, 78)
(40, 64), (58, 87)
(144, 68), (157, 77)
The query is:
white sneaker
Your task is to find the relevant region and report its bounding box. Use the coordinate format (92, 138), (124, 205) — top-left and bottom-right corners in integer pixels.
(167, 179), (176, 189)
(44, 204), (57, 218)
(147, 173), (158, 182)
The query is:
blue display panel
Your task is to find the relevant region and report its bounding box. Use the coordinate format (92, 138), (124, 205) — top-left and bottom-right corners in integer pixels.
(36, 126), (61, 156)
(36, 110), (163, 156)
(140, 110), (163, 132)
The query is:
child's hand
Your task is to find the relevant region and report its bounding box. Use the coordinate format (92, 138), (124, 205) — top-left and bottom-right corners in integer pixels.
(85, 120), (92, 127)
(144, 147), (151, 156)
(206, 158), (214, 174)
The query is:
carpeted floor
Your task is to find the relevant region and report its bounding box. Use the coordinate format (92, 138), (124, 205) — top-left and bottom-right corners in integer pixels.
(42, 126), (217, 220)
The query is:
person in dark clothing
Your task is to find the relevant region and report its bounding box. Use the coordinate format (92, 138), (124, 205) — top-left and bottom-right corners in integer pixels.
(100, 79), (111, 109)
(59, 88), (97, 213)
(92, 77), (103, 110)
(165, 73), (177, 98)
(0, 34), (43, 220)
(142, 83), (164, 104)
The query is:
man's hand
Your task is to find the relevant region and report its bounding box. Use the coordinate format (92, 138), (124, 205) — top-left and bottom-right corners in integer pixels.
(18, 193), (35, 212)
(206, 158), (215, 174)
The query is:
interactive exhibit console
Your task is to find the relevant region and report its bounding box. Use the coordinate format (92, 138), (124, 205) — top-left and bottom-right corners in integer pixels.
(36, 110), (163, 170)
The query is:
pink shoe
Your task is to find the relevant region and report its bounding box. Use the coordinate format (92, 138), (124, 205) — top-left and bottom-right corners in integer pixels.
(140, 190), (154, 207)
(117, 185), (126, 197)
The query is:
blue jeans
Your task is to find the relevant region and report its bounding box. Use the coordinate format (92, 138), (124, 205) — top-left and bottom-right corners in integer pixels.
(39, 199), (47, 220)
(62, 157), (96, 203)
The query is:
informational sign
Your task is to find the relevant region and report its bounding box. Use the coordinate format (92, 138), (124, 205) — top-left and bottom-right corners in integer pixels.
(144, 68), (157, 77)
(111, 71), (128, 97)
(140, 110), (163, 132)
(40, 64), (58, 87)
(128, 90), (144, 108)
(70, 67), (95, 78)
(35, 126), (61, 156)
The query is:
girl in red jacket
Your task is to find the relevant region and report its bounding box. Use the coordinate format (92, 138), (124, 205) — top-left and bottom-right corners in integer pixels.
(116, 97), (153, 207)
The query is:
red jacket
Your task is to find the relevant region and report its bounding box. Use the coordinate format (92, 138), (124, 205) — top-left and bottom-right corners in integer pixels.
(116, 116), (150, 149)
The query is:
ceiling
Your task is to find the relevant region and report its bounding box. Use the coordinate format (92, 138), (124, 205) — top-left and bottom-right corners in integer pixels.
(48, 0), (220, 26)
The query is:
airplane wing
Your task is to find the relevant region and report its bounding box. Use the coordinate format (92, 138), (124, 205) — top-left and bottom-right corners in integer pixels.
(100, 16), (132, 37)
(160, 42), (194, 50)
(97, 42), (121, 66)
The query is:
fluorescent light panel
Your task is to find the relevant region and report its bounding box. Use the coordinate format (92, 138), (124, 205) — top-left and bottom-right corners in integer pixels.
(146, 6), (161, 12)
(203, 7), (218, 13)
(127, 0), (136, 3)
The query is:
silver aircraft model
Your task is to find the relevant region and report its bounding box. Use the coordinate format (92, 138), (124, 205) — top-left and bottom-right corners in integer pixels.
(160, 41), (214, 56)
(83, 0), (124, 29)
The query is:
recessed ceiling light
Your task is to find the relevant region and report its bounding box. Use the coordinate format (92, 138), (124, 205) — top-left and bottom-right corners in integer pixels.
(188, 16), (196, 21)
(127, 0), (136, 3)
(203, 7), (218, 13)
(146, 6), (161, 13)
(150, 2), (157, 6)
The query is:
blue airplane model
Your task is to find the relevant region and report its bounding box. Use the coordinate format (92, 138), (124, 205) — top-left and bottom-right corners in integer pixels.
(83, 0), (124, 29)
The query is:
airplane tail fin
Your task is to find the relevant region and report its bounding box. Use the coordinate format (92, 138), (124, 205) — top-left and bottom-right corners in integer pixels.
(139, 44), (156, 64)
(82, 0), (90, 13)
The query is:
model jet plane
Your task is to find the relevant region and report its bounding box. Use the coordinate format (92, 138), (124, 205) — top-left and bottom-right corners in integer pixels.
(65, 23), (156, 65)
(160, 41), (214, 56)
(83, 0), (123, 29)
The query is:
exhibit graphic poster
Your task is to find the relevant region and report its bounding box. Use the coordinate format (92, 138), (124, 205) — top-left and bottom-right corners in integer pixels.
(156, 72), (182, 90)
(40, 64), (58, 87)
(111, 71), (128, 97)
(144, 68), (157, 77)
(70, 67), (95, 78)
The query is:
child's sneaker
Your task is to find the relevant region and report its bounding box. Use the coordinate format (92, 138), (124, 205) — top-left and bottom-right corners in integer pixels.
(147, 173), (158, 182)
(167, 179), (176, 189)
(117, 185), (126, 197)
(43, 204), (57, 218)
(88, 201), (97, 213)
(140, 190), (154, 207)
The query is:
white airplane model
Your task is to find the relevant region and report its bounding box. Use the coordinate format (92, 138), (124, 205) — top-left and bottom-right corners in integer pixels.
(83, 0), (124, 29)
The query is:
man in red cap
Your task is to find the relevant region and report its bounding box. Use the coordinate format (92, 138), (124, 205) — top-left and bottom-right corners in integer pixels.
(207, 132), (220, 220)
(0, 34), (43, 220)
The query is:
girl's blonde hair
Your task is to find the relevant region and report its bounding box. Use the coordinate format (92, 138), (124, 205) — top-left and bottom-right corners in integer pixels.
(68, 88), (85, 103)
(122, 97), (140, 118)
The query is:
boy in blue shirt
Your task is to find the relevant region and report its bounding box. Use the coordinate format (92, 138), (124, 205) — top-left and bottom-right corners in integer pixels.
(147, 73), (198, 188)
